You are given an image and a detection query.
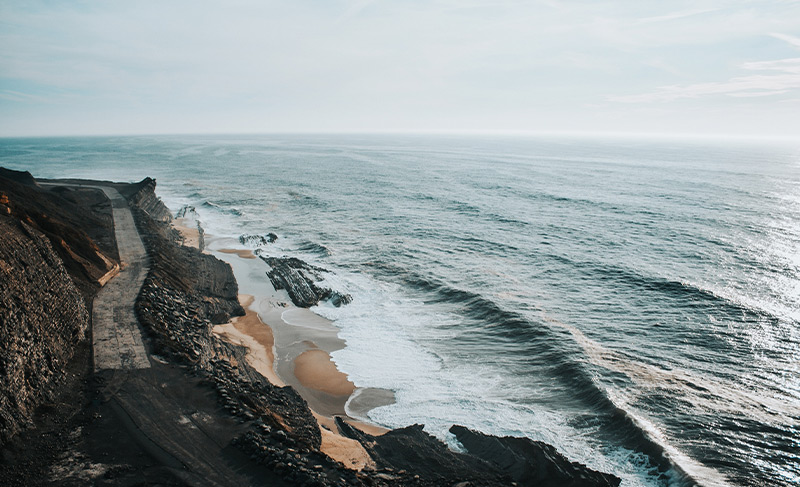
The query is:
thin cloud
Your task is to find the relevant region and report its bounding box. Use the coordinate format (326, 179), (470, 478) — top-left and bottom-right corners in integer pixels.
(728, 90), (790, 98)
(635, 8), (719, 25)
(609, 34), (800, 103)
(0, 90), (51, 103)
(742, 58), (800, 73)
(770, 32), (800, 49)
(337, 0), (377, 22)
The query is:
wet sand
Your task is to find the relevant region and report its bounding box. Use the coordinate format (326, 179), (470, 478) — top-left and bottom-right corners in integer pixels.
(217, 248), (257, 259)
(173, 218), (201, 249)
(295, 349), (355, 396)
(205, 238), (393, 468)
(212, 296), (284, 387)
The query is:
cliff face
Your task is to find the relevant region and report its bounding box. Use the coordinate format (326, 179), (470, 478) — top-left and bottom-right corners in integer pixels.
(131, 202), (243, 324)
(119, 177), (173, 224)
(0, 169), (119, 448)
(0, 218), (90, 445)
(0, 171), (119, 302)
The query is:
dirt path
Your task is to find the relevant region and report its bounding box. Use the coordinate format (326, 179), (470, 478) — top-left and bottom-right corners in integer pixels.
(56, 183), (281, 486)
(92, 186), (151, 370)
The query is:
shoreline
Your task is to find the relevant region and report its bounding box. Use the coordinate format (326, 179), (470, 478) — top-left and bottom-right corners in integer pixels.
(172, 225), (394, 465)
(204, 235), (396, 429)
(1, 171), (625, 486)
(164, 203), (624, 486)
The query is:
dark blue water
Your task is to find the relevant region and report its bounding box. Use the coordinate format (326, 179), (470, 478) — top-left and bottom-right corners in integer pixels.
(2, 134), (798, 486)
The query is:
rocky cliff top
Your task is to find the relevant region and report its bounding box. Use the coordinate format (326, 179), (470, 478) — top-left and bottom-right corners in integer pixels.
(0, 170), (118, 301)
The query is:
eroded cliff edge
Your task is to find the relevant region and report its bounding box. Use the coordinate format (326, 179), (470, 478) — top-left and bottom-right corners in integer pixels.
(0, 218), (90, 444)
(0, 169), (119, 446)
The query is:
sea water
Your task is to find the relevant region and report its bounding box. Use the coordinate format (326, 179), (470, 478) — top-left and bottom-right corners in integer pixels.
(2, 134), (798, 486)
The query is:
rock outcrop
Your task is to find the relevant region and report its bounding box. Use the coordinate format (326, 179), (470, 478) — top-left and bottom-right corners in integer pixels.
(240, 233), (278, 246)
(261, 256), (352, 308)
(119, 177), (173, 223)
(0, 167), (39, 187)
(0, 170), (120, 446)
(0, 218), (91, 445)
(450, 425), (622, 487)
(175, 204), (205, 251)
(131, 197), (242, 324)
(0, 171), (119, 301)
(335, 419), (512, 486)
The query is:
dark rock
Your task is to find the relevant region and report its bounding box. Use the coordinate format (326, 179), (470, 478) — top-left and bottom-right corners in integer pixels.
(261, 256), (352, 308)
(0, 167), (39, 187)
(0, 217), (91, 445)
(319, 289), (353, 307)
(449, 425), (621, 487)
(0, 171), (119, 298)
(175, 205), (197, 219)
(120, 177), (172, 223)
(264, 257), (322, 307)
(335, 419), (508, 485)
(240, 233), (278, 246)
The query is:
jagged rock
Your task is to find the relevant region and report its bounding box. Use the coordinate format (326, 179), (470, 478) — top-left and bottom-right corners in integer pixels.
(121, 177), (172, 223)
(261, 256), (352, 308)
(319, 289), (353, 307)
(0, 171), (119, 298)
(0, 218), (91, 445)
(240, 233), (278, 246)
(335, 419), (509, 485)
(449, 425), (621, 487)
(175, 205), (197, 219)
(174, 205), (205, 251)
(263, 257), (322, 307)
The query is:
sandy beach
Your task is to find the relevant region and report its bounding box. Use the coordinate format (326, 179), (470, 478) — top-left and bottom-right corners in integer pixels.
(173, 216), (202, 249)
(199, 235), (394, 470)
(212, 295), (284, 386)
(217, 248), (257, 259)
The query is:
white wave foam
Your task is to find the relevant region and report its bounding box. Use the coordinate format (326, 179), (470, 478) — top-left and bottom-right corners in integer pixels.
(312, 269), (666, 487)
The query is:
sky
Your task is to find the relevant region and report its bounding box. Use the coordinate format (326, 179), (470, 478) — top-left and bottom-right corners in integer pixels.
(1, 0), (800, 138)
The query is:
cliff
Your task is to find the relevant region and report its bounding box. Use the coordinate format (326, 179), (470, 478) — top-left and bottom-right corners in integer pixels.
(118, 177), (173, 223)
(0, 170), (123, 447)
(127, 180), (620, 487)
(0, 170), (119, 302)
(0, 218), (91, 445)
(129, 187), (244, 325)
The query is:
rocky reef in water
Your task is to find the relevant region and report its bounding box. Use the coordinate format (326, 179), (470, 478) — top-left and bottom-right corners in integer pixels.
(450, 425), (621, 487)
(240, 232), (278, 246)
(261, 255), (353, 308)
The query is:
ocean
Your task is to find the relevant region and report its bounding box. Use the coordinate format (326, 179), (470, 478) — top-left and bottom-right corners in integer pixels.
(1, 134), (798, 486)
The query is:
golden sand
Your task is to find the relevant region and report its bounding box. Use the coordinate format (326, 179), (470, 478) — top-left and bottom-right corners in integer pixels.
(294, 349), (356, 397)
(217, 248), (257, 259)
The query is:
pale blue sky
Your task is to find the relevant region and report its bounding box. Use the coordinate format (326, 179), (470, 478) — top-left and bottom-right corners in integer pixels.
(1, 0), (799, 137)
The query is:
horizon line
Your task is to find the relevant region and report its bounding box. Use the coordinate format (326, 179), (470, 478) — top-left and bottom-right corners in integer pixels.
(1, 129), (799, 143)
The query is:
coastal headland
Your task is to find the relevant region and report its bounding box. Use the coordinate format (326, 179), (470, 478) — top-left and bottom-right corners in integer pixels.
(0, 168), (621, 486)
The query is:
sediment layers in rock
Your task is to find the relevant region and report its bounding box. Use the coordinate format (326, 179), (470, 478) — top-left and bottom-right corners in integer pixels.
(261, 256), (352, 308)
(0, 218), (90, 445)
(450, 425), (621, 487)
